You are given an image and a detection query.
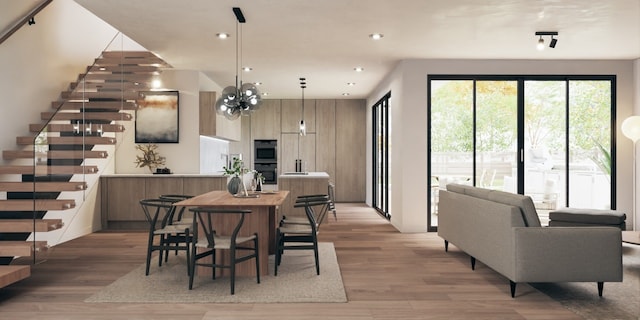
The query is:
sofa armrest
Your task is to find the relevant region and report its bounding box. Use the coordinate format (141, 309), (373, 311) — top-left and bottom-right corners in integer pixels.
(512, 227), (622, 283)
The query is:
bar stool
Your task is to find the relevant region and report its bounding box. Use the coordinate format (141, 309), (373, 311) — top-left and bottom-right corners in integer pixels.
(188, 207), (260, 295)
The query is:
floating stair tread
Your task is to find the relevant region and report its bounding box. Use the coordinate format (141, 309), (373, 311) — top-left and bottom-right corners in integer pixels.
(87, 65), (162, 73)
(94, 57), (170, 67)
(0, 241), (48, 256)
(0, 219), (63, 232)
(0, 266), (30, 288)
(69, 81), (151, 91)
(100, 51), (160, 59)
(0, 199), (75, 211)
(52, 101), (136, 110)
(0, 165), (98, 175)
(0, 181), (87, 192)
(17, 136), (117, 146)
(79, 73), (156, 82)
(30, 123), (125, 133)
(41, 111), (132, 121)
(60, 91), (140, 100)
(3, 150), (108, 160)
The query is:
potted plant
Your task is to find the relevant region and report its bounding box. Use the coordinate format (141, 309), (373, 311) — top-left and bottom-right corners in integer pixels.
(134, 144), (166, 173)
(222, 157), (250, 194)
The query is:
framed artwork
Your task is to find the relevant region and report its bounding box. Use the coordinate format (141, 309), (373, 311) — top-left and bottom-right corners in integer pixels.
(135, 90), (179, 143)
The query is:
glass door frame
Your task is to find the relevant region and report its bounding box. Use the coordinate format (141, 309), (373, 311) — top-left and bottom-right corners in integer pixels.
(427, 75), (617, 232)
(372, 92), (391, 219)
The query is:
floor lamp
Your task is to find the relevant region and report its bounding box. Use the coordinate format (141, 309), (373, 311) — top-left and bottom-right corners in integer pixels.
(622, 115), (640, 231)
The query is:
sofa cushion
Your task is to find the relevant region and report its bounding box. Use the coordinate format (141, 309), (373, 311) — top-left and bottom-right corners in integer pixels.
(445, 183), (468, 195)
(487, 190), (542, 227)
(549, 208), (626, 225)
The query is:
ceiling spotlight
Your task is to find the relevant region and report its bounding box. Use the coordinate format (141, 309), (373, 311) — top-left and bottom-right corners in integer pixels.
(216, 33), (229, 39)
(535, 31), (559, 50)
(354, 67), (364, 72)
(369, 33), (384, 40)
(242, 67), (252, 72)
(347, 82), (356, 86)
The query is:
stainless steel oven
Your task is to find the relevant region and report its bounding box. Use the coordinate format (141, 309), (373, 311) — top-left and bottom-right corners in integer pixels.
(254, 140), (277, 163)
(254, 163), (277, 185)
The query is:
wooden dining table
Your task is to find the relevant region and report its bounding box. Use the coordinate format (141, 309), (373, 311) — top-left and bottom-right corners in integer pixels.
(174, 190), (289, 276)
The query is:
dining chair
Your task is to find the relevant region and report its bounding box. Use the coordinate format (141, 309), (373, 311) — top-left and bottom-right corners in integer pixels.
(188, 207), (260, 295)
(158, 194), (194, 260)
(139, 198), (192, 276)
(280, 194), (330, 227)
(328, 182), (337, 221)
(274, 196), (330, 276)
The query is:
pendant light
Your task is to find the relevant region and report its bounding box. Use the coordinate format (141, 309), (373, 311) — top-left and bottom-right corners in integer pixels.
(299, 77), (306, 136)
(214, 7), (261, 120)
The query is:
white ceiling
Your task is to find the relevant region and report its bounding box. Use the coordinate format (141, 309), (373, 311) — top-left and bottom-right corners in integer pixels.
(60, 1), (640, 98)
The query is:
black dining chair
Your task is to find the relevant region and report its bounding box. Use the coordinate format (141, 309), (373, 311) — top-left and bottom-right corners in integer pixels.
(188, 207), (260, 295)
(139, 198), (192, 276)
(158, 194), (194, 259)
(274, 195), (330, 276)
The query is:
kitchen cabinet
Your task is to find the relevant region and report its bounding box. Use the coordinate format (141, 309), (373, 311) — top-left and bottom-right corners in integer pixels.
(280, 133), (316, 174)
(199, 91), (241, 141)
(335, 99), (366, 202)
(278, 172), (329, 220)
(100, 175), (226, 229)
(250, 99), (281, 140)
(315, 99), (336, 181)
(281, 99), (315, 133)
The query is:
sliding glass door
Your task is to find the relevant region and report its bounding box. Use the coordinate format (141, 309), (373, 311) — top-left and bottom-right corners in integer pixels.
(373, 92), (391, 219)
(428, 76), (614, 231)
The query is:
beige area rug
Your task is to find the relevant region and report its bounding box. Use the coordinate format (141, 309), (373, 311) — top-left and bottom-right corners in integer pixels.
(532, 243), (640, 320)
(85, 242), (346, 303)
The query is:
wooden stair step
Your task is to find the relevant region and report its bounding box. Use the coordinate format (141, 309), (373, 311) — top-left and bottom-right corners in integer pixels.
(41, 111), (132, 121)
(0, 181), (87, 192)
(60, 91), (140, 100)
(100, 51), (160, 59)
(30, 123), (125, 133)
(17, 136), (117, 146)
(0, 199), (75, 211)
(79, 73), (156, 82)
(0, 241), (48, 256)
(3, 150), (108, 160)
(87, 65), (162, 73)
(69, 81), (151, 91)
(0, 266), (30, 288)
(0, 165), (98, 175)
(52, 101), (136, 110)
(0, 219), (64, 232)
(94, 57), (170, 67)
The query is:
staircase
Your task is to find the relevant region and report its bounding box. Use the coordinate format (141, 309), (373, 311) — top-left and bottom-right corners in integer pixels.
(0, 49), (171, 288)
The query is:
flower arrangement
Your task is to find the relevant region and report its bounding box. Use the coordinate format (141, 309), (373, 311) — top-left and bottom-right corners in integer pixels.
(222, 157), (250, 178)
(134, 144), (166, 173)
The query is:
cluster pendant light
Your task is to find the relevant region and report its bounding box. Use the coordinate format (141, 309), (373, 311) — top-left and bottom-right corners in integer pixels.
(299, 78), (307, 136)
(215, 7), (261, 120)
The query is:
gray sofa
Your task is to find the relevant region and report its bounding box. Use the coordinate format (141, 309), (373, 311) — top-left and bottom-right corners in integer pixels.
(438, 183), (623, 297)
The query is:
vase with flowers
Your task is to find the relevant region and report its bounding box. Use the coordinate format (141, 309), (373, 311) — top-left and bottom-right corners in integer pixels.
(222, 157), (250, 195)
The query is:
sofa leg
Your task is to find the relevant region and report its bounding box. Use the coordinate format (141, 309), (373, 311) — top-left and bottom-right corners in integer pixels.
(470, 256), (476, 270)
(597, 282), (604, 297)
(444, 240), (449, 252)
(510, 281), (516, 298)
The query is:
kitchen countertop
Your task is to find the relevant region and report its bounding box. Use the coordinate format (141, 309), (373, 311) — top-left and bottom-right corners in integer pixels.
(279, 172), (329, 178)
(100, 173), (226, 178)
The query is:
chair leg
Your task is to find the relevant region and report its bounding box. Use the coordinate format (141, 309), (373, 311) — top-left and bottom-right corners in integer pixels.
(230, 250), (236, 295)
(188, 246), (196, 290)
(254, 235), (260, 284)
(145, 233), (154, 276)
(158, 234), (165, 266)
(274, 230), (281, 276)
(313, 238), (320, 275)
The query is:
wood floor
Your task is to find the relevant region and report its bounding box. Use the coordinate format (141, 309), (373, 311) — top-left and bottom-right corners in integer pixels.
(0, 203), (582, 320)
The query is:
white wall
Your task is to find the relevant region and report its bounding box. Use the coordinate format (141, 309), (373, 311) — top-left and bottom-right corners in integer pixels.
(367, 59), (637, 233)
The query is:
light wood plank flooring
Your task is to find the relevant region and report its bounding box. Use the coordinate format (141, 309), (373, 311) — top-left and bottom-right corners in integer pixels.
(0, 203), (581, 320)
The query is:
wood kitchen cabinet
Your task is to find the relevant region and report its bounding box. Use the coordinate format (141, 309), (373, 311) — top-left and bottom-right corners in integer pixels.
(199, 91), (241, 141)
(250, 99), (281, 140)
(100, 175), (227, 229)
(281, 99), (315, 133)
(335, 99), (366, 202)
(315, 99), (336, 181)
(280, 133), (316, 174)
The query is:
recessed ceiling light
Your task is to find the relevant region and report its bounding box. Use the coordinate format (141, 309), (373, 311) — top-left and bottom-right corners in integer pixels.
(347, 82), (356, 86)
(342, 93), (350, 96)
(261, 92), (269, 96)
(242, 67), (252, 72)
(216, 33), (229, 39)
(369, 33), (384, 40)
(254, 81), (262, 85)
(354, 67), (364, 72)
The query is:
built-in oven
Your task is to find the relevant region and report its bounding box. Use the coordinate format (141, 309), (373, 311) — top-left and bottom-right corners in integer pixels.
(254, 163), (277, 185)
(254, 139), (277, 163)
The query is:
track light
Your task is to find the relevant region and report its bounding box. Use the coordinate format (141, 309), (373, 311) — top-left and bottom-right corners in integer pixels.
(28, 17), (35, 25)
(535, 31), (558, 50)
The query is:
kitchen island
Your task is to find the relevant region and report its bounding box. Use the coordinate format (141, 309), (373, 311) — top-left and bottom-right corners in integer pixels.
(278, 172), (330, 221)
